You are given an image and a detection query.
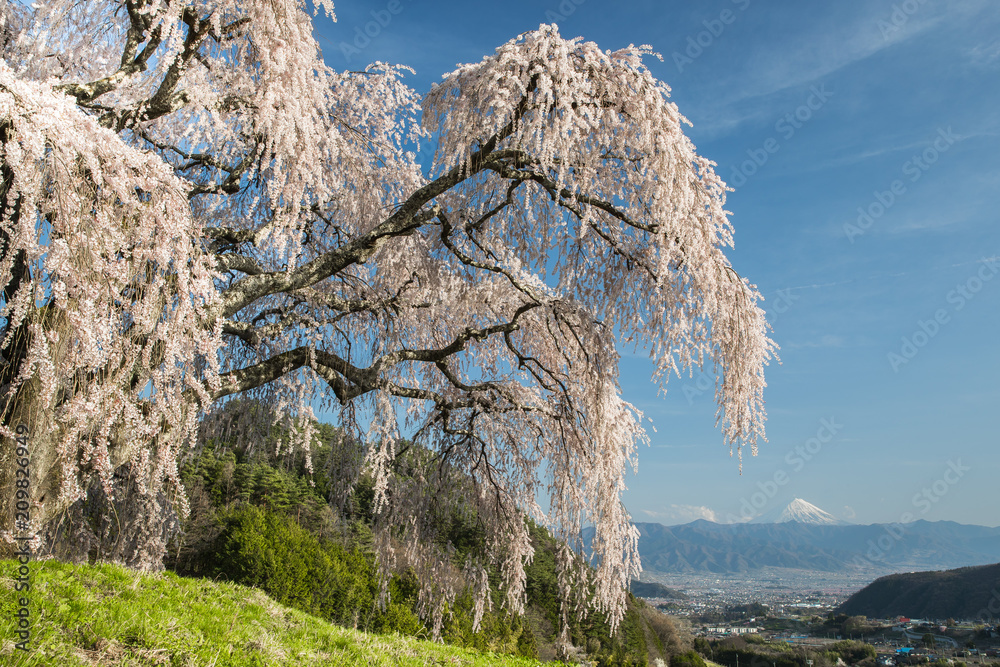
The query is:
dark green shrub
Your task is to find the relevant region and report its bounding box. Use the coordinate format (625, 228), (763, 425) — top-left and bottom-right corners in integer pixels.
(829, 640), (877, 664)
(517, 626), (539, 658)
(210, 504), (426, 636)
(214, 505), (370, 623)
(673, 649), (709, 667)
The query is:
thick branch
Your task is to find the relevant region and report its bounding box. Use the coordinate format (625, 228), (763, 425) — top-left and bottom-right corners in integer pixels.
(56, 1), (164, 104)
(98, 7), (212, 130)
(214, 75), (540, 320)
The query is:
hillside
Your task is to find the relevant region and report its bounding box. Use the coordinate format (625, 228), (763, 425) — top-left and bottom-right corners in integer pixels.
(7, 414), (689, 665)
(0, 559), (542, 666)
(159, 427), (687, 665)
(630, 580), (689, 600)
(836, 562), (1000, 619)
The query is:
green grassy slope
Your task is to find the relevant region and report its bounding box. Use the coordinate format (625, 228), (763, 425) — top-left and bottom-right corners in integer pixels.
(0, 559), (546, 667)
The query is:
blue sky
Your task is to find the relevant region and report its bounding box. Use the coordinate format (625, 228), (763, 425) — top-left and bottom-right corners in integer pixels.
(312, 0), (1000, 527)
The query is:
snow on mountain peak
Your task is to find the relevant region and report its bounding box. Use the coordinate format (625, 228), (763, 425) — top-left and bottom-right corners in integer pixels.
(749, 498), (849, 525)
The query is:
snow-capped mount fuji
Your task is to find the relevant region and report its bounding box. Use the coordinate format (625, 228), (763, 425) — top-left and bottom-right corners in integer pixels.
(749, 498), (850, 525)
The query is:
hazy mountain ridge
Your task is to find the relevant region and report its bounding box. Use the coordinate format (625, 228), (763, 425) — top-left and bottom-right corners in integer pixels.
(631, 519), (1000, 574)
(836, 562), (1000, 619)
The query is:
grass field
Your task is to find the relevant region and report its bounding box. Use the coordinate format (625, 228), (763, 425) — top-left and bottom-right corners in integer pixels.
(0, 558), (549, 666)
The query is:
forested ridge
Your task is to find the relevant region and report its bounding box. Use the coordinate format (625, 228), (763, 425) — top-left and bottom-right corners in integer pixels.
(837, 563), (1000, 620)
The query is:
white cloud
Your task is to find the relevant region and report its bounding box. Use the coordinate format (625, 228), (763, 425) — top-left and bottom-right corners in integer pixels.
(967, 41), (1000, 68)
(890, 216), (966, 234)
(641, 504), (718, 524)
(684, 2), (958, 137)
(785, 334), (845, 349)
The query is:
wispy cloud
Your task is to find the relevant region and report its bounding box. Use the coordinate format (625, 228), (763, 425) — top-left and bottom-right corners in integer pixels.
(641, 504), (718, 524)
(684, 3), (953, 136)
(801, 138), (940, 173)
(779, 279), (855, 292)
(889, 216), (966, 234)
(966, 41), (1000, 68)
(785, 334), (845, 350)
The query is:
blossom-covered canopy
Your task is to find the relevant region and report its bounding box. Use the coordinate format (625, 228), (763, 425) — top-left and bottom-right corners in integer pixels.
(0, 0), (773, 634)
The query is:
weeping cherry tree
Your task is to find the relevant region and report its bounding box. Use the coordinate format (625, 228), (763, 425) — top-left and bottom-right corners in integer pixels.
(0, 0), (774, 637)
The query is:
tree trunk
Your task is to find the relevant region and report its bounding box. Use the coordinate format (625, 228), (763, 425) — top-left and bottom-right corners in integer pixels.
(0, 309), (176, 568)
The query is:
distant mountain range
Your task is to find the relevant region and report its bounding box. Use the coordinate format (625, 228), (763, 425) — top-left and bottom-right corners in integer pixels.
(837, 562), (1000, 619)
(628, 500), (1000, 575)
